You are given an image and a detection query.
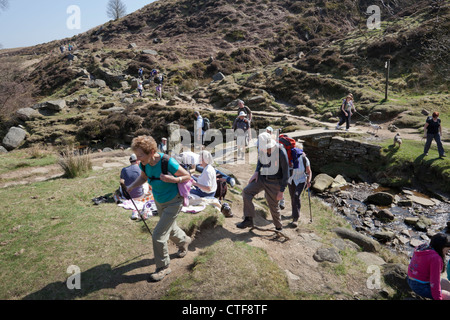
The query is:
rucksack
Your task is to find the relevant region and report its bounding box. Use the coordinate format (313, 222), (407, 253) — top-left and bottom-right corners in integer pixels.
(202, 117), (210, 131)
(214, 178), (227, 201)
(278, 134), (297, 165)
(140, 154), (192, 206)
(154, 75), (162, 84)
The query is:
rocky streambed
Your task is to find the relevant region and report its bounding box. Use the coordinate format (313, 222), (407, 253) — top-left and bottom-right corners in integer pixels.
(312, 173), (450, 257)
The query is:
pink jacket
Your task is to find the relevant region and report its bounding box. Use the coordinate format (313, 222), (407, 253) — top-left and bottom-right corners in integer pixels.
(408, 246), (444, 300)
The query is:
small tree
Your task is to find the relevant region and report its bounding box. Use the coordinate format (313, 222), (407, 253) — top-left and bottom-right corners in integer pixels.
(106, 0), (126, 21)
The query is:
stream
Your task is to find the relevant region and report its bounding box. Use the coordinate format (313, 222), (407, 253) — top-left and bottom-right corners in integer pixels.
(318, 182), (450, 257)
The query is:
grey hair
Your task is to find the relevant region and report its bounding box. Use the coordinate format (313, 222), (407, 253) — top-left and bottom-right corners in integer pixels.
(200, 150), (214, 165)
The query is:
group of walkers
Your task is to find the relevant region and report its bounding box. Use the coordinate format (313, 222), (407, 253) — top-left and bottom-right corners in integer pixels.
(118, 95), (448, 300)
(135, 67), (164, 99)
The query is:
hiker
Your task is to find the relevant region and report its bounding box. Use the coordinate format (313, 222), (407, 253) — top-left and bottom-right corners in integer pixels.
(138, 67), (144, 80)
(233, 111), (250, 159)
(158, 137), (168, 154)
(194, 111), (204, 145)
(190, 150), (217, 198)
(407, 233), (450, 300)
(150, 69), (158, 81)
(125, 135), (192, 282)
(137, 81), (144, 97)
(195, 165), (236, 187)
(60, 45), (65, 53)
(156, 83), (162, 100)
(237, 99), (252, 139)
(119, 154), (145, 219)
(336, 94), (356, 131)
(237, 132), (290, 231)
(287, 142), (312, 228)
(423, 111), (446, 158)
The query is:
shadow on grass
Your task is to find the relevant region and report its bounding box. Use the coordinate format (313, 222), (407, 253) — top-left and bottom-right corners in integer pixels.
(23, 254), (153, 300)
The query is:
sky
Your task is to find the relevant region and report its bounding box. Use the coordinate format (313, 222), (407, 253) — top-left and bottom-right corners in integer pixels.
(0, 0), (156, 49)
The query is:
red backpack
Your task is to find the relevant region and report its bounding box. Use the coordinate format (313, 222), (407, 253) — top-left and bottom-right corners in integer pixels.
(278, 134), (297, 165)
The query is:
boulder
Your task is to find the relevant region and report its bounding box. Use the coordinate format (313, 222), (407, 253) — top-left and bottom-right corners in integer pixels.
(212, 72), (225, 81)
(382, 263), (410, 294)
(374, 208), (395, 222)
(142, 49), (158, 55)
(312, 173), (334, 192)
(331, 174), (347, 188)
(0, 146), (7, 153)
(2, 127), (27, 150)
(356, 252), (386, 266)
(47, 100), (66, 111)
(16, 108), (41, 121)
(406, 195), (435, 207)
(373, 230), (395, 242)
(313, 247), (342, 264)
(366, 192), (394, 206)
(333, 227), (380, 252)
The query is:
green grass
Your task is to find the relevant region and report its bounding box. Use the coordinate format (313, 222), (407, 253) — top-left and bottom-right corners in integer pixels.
(0, 149), (57, 175)
(379, 139), (450, 191)
(0, 167), (223, 300)
(164, 239), (296, 300)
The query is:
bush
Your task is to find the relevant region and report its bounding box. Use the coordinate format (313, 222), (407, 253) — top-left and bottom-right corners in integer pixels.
(58, 148), (92, 178)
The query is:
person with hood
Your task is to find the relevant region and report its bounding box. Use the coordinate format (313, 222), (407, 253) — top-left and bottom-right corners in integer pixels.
(407, 233), (450, 300)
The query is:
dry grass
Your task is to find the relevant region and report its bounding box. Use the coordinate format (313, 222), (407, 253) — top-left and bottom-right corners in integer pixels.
(58, 148), (92, 178)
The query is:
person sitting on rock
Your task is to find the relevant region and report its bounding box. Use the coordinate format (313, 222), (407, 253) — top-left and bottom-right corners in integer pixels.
(407, 233), (450, 300)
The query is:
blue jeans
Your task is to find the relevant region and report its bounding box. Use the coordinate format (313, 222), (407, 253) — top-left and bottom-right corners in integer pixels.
(190, 186), (215, 198)
(195, 165), (233, 185)
(407, 277), (433, 299)
(424, 133), (445, 156)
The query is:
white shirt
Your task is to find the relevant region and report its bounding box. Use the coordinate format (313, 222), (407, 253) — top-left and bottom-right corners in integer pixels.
(197, 164), (217, 193)
(288, 156), (310, 186)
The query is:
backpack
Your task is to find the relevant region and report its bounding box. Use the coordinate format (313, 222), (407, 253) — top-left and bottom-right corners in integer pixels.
(202, 117), (210, 131)
(278, 134), (297, 166)
(214, 178), (227, 201)
(141, 154), (192, 206)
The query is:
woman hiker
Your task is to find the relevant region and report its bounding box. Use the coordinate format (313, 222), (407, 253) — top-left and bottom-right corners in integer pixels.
(336, 94), (356, 131)
(126, 135), (192, 282)
(423, 111), (446, 158)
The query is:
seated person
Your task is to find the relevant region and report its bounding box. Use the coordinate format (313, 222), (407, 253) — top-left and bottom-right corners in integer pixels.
(190, 150), (217, 198)
(120, 154), (144, 199)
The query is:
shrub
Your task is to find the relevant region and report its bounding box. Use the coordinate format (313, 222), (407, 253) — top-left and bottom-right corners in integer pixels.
(58, 148), (92, 179)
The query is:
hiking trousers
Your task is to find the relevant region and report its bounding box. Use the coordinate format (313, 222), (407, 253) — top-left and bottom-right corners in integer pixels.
(338, 111), (351, 129)
(242, 175), (282, 229)
(288, 181), (306, 222)
(153, 194), (188, 269)
(424, 133), (445, 156)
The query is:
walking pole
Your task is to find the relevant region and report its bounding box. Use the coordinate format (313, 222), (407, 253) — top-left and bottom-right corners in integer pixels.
(307, 187), (312, 223)
(121, 184), (153, 236)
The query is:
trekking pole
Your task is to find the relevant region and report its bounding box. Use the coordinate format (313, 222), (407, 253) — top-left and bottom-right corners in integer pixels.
(307, 187), (312, 223)
(121, 183), (153, 236)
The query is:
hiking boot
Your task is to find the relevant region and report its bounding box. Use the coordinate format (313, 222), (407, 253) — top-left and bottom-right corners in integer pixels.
(176, 236), (192, 258)
(148, 266), (171, 282)
(279, 199), (285, 210)
(424, 152), (428, 156)
(291, 221), (298, 228)
(236, 217), (253, 229)
(335, 125), (341, 130)
(440, 154), (446, 158)
(276, 226), (283, 231)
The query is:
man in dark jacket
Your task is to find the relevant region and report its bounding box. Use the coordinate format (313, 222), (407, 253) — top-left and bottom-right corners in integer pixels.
(237, 132), (290, 230)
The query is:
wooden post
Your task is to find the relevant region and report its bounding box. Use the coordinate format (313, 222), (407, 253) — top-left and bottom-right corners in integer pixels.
(385, 59), (390, 101)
